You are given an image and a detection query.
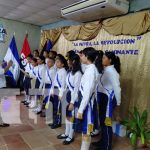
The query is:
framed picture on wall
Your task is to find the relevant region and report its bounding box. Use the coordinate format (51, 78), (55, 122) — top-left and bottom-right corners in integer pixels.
(0, 24), (6, 42)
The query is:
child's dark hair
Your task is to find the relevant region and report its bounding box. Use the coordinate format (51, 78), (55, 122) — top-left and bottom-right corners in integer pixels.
(105, 51), (121, 74)
(70, 54), (83, 75)
(27, 54), (33, 59)
(47, 57), (55, 62)
(66, 50), (75, 60)
(33, 49), (39, 53)
(32, 58), (37, 63)
(82, 47), (103, 73)
(50, 51), (57, 58)
(57, 55), (68, 71)
(39, 55), (45, 63)
(95, 50), (104, 73)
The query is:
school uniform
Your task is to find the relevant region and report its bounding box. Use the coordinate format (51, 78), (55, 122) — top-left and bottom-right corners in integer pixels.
(41, 66), (56, 107)
(91, 74), (102, 135)
(28, 66), (38, 108)
(23, 63), (33, 103)
(29, 66), (38, 89)
(34, 64), (46, 113)
(78, 64), (99, 150)
(52, 68), (67, 128)
(35, 64), (46, 89)
(62, 71), (82, 142)
(97, 65), (121, 150)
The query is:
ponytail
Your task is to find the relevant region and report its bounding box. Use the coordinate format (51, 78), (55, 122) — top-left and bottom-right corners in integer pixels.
(94, 50), (104, 73)
(105, 52), (121, 74)
(114, 56), (121, 74)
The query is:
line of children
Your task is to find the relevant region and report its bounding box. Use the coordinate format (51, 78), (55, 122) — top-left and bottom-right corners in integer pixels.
(22, 48), (121, 150)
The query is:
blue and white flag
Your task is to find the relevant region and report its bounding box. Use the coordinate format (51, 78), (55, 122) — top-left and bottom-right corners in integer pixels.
(46, 39), (53, 51)
(4, 36), (20, 82)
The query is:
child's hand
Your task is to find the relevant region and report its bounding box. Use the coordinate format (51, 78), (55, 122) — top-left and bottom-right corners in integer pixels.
(77, 112), (83, 119)
(68, 103), (74, 111)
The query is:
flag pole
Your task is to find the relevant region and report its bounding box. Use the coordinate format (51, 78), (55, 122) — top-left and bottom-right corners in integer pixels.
(26, 30), (28, 38)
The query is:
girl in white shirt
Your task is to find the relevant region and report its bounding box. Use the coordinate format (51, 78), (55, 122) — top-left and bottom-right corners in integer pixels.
(40, 57), (56, 117)
(22, 54), (33, 105)
(51, 55), (68, 129)
(77, 47), (100, 150)
(57, 54), (82, 145)
(94, 51), (121, 150)
(28, 58), (38, 108)
(34, 56), (46, 114)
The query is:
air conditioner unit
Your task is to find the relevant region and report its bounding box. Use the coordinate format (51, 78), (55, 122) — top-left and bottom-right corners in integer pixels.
(61, 0), (129, 22)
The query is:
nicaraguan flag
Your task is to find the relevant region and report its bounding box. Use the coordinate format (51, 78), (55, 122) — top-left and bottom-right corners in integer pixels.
(4, 36), (20, 82)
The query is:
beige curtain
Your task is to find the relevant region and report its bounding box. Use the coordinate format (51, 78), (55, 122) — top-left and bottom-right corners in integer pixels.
(40, 10), (150, 48)
(102, 10), (150, 35)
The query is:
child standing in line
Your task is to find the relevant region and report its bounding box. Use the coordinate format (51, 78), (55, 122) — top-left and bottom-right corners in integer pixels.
(93, 52), (121, 150)
(34, 56), (46, 114)
(76, 47), (101, 150)
(57, 54), (82, 145)
(22, 54), (33, 105)
(40, 57), (56, 118)
(28, 58), (38, 109)
(51, 55), (68, 129)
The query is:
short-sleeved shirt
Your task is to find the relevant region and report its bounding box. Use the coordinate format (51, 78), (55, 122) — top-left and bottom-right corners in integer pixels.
(0, 66), (6, 88)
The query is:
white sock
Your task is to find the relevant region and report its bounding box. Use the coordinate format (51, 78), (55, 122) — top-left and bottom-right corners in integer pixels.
(65, 119), (70, 136)
(68, 122), (74, 139)
(80, 135), (91, 150)
(93, 129), (99, 135)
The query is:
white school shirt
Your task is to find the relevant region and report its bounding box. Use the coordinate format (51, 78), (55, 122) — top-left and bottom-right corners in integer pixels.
(53, 68), (67, 98)
(98, 65), (121, 106)
(0, 66), (6, 88)
(40, 66), (56, 88)
(81, 63), (87, 73)
(66, 71), (82, 104)
(29, 66), (38, 79)
(36, 64), (46, 83)
(25, 63), (32, 74)
(78, 64), (99, 114)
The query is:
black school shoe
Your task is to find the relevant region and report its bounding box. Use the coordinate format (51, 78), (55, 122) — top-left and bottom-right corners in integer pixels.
(0, 123), (10, 127)
(57, 134), (68, 139)
(63, 137), (74, 145)
(36, 111), (42, 115)
(92, 140), (103, 147)
(48, 123), (53, 127)
(51, 124), (61, 129)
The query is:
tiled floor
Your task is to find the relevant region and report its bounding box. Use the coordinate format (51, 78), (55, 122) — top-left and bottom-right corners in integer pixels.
(0, 96), (149, 150)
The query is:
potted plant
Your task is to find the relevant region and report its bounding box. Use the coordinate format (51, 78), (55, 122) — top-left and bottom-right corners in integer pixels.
(122, 107), (150, 148)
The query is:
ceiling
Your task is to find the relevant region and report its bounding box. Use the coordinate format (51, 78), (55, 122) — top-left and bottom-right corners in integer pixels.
(0, 0), (80, 26)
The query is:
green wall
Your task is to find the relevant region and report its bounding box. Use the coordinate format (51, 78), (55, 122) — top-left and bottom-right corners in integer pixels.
(0, 18), (41, 61)
(130, 0), (150, 12)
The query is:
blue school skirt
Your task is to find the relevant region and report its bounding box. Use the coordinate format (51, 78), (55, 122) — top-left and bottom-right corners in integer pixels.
(66, 90), (77, 119)
(76, 91), (95, 135)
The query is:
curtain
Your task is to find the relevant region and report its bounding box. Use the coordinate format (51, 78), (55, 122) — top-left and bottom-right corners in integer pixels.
(40, 10), (150, 48)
